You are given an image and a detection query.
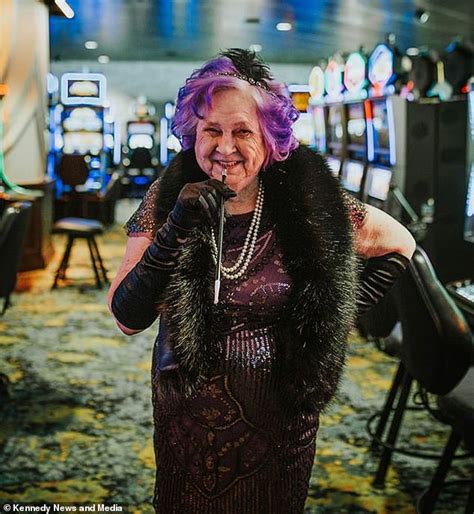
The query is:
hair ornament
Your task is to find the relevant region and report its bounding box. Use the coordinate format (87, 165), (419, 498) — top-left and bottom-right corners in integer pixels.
(215, 71), (271, 92)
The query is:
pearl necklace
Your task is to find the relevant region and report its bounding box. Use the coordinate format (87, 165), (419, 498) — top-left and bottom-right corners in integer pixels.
(210, 180), (264, 280)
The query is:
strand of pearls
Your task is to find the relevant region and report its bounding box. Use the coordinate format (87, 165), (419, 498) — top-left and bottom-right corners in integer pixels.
(210, 180), (264, 280)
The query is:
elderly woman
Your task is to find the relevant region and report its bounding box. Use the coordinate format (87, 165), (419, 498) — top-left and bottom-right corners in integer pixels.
(108, 49), (415, 513)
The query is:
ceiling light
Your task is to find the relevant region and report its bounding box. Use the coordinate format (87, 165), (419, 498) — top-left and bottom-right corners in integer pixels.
(420, 12), (429, 23)
(98, 55), (110, 64)
(249, 44), (262, 53)
(415, 9), (430, 24)
(406, 47), (420, 56)
(54, 0), (74, 18)
(85, 41), (98, 50)
(276, 22), (292, 32)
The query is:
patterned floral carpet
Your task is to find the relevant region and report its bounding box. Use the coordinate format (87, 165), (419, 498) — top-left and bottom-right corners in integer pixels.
(0, 200), (471, 513)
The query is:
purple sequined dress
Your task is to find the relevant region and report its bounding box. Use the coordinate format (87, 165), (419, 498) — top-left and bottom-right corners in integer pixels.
(126, 181), (366, 513)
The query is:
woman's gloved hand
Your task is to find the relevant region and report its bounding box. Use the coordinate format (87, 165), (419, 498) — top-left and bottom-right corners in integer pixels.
(171, 179), (237, 229)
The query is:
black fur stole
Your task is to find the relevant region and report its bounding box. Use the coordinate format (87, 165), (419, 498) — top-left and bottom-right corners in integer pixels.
(153, 146), (357, 413)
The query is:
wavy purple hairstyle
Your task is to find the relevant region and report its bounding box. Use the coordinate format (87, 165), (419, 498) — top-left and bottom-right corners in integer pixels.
(172, 49), (300, 170)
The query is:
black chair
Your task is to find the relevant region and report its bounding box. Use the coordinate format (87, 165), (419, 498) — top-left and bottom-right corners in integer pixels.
(418, 366), (474, 513)
(56, 154), (90, 218)
(57, 153), (90, 188)
(359, 287), (412, 455)
(369, 247), (472, 489)
(123, 148), (159, 198)
(82, 171), (122, 225)
(0, 202), (32, 313)
(129, 147), (153, 169)
(51, 217), (109, 290)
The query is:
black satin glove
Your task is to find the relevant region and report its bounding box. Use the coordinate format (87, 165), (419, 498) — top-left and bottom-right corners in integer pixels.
(171, 179), (236, 228)
(357, 252), (410, 315)
(111, 215), (192, 330)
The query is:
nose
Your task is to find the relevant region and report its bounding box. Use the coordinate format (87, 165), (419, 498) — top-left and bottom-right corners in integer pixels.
(216, 132), (236, 155)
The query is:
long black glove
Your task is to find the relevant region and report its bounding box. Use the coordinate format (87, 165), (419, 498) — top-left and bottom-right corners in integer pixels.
(357, 252), (410, 315)
(111, 180), (236, 330)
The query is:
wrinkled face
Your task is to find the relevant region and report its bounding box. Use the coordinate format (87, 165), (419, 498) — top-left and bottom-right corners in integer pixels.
(194, 87), (267, 194)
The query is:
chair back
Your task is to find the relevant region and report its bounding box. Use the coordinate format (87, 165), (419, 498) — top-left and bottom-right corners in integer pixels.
(128, 147), (153, 169)
(0, 202), (32, 297)
(359, 290), (399, 339)
(58, 154), (89, 187)
(392, 246), (472, 395)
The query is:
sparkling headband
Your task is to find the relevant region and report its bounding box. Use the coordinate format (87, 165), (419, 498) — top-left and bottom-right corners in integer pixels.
(215, 71), (271, 92)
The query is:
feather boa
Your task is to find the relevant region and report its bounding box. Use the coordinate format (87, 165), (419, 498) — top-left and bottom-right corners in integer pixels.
(152, 146), (357, 413)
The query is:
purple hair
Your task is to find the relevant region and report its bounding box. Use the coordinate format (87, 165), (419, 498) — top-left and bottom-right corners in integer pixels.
(172, 53), (300, 170)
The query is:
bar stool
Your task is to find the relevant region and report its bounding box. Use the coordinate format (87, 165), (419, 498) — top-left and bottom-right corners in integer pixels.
(368, 247), (472, 488)
(52, 217), (109, 289)
(417, 367), (474, 513)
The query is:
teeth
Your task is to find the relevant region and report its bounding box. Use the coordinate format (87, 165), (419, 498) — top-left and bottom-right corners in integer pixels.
(217, 161), (239, 167)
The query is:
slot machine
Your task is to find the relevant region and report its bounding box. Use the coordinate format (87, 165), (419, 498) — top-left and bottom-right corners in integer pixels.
(58, 73), (109, 193)
(121, 97), (159, 197)
(122, 120), (158, 195)
(127, 121), (156, 153)
(340, 51), (369, 198)
(288, 84), (314, 147)
(446, 81), (474, 318)
(308, 65), (327, 159)
(363, 96), (397, 208)
(364, 41), (473, 282)
(324, 57), (346, 178)
(362, 44), (403, 210)
(363, 43), (444, 217)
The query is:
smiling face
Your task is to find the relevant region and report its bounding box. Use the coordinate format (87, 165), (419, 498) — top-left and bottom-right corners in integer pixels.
(194, 87), (267, 194)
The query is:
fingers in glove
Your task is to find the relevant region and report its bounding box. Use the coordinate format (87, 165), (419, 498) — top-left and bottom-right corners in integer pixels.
(202, 187), (219, 217)
(197, 190), (219, 226)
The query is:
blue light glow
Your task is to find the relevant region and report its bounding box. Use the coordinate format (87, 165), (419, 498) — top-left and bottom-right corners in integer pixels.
(113, 119), (121, 165)
(386, 97), (396, 165)
(160, 117), (168, 165)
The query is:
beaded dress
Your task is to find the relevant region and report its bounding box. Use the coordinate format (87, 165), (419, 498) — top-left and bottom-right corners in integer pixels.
(126, 180), (366, 514)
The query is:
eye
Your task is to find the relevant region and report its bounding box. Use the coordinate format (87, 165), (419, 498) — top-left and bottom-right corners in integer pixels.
(204, 127), (220, 135)
(235, 129), (252, 137)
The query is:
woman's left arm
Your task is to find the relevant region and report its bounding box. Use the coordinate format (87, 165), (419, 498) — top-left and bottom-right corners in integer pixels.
(354, 203), (416, 259)
(352, 203), (416, 314)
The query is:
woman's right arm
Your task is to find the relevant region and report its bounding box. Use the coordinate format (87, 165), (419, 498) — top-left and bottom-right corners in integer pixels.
(108, 215), (194, 335)
(108, 178), (237, 335)
(107, 235), (154, 335)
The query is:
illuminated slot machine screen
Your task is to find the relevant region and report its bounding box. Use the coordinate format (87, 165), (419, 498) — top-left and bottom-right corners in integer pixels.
(128, 135), (153, 149)
(61, 73), (106, 107)
(292, 113), (315, 147)
(63, 132), (103, 155)
(127, 122), (155, 136)
(341, 160), (364, 194)
(326, 104), (344, 155)
(310, 106), (326, 153)
(346, 102), (366, 160)
(365, 166), (392, 201)
(290, 88), (314, 146)
(62, 106), (103, 155)
(371, 99), (391, 166)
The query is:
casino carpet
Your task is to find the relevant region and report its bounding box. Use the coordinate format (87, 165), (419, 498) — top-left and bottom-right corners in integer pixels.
(0, 202), (471, 514)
